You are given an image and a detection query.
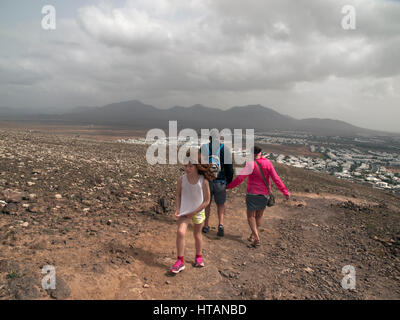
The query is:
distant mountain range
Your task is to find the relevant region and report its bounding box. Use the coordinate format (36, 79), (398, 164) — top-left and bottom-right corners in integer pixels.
(0, 100), (388, 136)
(0, 107), (27, 116)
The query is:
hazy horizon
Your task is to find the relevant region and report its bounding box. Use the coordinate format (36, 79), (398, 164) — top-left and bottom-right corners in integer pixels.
(1, 0), (400, 132)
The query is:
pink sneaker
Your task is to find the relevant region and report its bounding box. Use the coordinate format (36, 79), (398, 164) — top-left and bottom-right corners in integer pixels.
(195, 256), (205, 268)
(170, 260), (185, 274)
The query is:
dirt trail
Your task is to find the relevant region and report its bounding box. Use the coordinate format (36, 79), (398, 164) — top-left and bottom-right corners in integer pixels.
(66, 192), (400, 300)
(64, 195), (277, 300)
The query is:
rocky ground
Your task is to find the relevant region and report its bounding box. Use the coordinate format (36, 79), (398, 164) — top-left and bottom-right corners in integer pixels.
(0, 126), (399, 300)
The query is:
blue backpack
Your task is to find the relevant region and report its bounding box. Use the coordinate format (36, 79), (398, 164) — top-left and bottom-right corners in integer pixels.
(209, 144), (224, 179)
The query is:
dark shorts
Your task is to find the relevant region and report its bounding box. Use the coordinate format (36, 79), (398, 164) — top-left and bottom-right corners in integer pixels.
(209, 180), (226, 205)
(246, 194), (270, 211)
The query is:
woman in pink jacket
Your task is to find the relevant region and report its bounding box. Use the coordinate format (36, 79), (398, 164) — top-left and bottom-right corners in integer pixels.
(227, 146), (290, 247)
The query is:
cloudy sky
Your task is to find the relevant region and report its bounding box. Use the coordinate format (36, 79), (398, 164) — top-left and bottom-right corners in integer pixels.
(0, 0), (399, 132)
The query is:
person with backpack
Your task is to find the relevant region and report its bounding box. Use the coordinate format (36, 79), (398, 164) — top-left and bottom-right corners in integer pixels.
(226, 146), (290, 247)
(200, 129), (234, 237)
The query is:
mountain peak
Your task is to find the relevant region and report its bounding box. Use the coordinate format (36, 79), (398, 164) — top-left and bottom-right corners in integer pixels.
(51, 99), (382, 135)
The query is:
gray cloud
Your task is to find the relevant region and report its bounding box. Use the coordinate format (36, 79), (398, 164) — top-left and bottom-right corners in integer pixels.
(0, 0), (399, 131)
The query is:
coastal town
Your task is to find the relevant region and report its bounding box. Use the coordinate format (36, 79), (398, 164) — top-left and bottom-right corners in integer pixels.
(118, 131), (400, 195)
(255, 133), (400, 194)
(267, 149), (400, 193)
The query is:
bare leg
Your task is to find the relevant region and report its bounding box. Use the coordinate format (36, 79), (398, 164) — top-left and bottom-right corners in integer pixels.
(193, 223), (203, 256)
(256, 209), (264, 228)
(217, 203), (225, 226)
(204, 203), (211, 228)
(247, 210), (259, 242)
(176, 217), (189, 257)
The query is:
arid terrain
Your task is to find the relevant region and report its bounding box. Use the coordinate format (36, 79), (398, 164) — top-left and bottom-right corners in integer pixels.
(0, 123), (399, 300)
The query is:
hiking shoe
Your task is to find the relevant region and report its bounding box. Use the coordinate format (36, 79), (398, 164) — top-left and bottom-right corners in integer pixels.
(195, 257), (205, 268)
(217, 224), (224, 237)
(202, 226), (210, 234)
(170, 260), (185, 274)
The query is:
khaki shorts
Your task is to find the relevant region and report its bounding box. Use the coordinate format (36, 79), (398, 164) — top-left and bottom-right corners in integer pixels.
(192, 210), (206, 225)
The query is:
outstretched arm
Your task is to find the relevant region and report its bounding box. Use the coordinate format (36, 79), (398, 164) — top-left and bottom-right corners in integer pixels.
(268, 163), (290, 198)
(227, 161), (253, 189)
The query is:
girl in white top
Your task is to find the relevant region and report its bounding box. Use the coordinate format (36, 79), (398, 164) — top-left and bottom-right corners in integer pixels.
(170, 148), (215, 274)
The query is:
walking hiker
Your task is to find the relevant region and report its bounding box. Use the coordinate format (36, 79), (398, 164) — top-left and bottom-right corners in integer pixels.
(171, 148), (216, 274)
(227, 146), (290, 247)
(200, 129), (234, 237)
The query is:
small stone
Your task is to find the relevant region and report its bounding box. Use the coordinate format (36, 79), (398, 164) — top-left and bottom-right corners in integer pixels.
(8, 276), (39, 300)
(55, 194), (62, 200)
(143, 284), (150, 288)
(2, 202), (18, 215)
(220, 271), (229, 278)
(107, 220), (112, 225)
(30, 240), (47, 250)
(21, 222), (29, 227)
(28, 205), (45, 214)
(2, 189), (24, 203)
(46, 277), (71, 299)
(27, 182), (35, 187)
(304, 267), (314, 273)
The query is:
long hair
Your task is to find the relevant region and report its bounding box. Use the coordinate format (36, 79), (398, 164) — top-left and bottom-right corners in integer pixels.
(185, 148), (216, 182)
